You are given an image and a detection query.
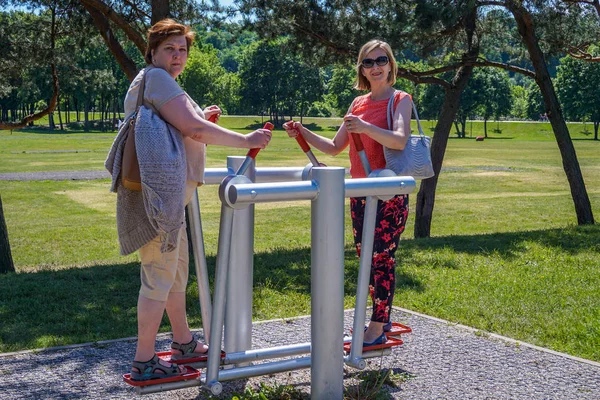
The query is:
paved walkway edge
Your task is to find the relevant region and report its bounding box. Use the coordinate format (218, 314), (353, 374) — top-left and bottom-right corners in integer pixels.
(2, 306), (598, 369)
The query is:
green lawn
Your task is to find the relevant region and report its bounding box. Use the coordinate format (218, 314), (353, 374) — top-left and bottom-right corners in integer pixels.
(0, 117), (599, 362)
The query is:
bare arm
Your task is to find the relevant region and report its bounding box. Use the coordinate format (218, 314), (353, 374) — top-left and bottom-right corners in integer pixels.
(343, 95), (411, 150)
(158, 94), (271, 149)
(284, 121), (350, 156)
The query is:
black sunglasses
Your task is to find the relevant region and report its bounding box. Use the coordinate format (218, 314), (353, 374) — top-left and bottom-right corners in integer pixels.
(361, 56), (389, 68)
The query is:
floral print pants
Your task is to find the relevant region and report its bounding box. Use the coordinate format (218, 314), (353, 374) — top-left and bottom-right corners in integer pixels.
(350, 194), (409, 323)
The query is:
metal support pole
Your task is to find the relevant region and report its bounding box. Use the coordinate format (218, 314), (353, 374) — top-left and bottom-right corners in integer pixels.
(311, 167), (346, 400)
(225, 156), (255, 363)
(205, 203), (235, 396)
(187, 191), (212, 343)
(346, 195), (378, 369)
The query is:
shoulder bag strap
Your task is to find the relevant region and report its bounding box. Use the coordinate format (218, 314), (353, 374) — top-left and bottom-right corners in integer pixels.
(135, 69), (147, 111)
(388, 90), (426, 138)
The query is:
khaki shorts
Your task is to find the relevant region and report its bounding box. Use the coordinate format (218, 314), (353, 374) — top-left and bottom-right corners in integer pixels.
(139, 180), (198, 302)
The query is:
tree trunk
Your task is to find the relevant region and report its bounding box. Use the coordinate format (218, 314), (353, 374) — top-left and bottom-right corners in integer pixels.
(84, 102), (90, 132)
(484, 118), (488, 137)
(594, 121), (599, 140)
(414, 66), (475, 238)
(509, 1), (594, 225)
(0, 196), (15, 274)
(57, 95), (64, 130)
(112, 96), (117, 131)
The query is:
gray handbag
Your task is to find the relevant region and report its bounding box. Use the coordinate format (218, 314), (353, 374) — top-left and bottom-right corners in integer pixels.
(384, 91), (434, 180)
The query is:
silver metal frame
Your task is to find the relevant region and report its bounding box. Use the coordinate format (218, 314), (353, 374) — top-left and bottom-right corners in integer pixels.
(140, 161), (416, 398)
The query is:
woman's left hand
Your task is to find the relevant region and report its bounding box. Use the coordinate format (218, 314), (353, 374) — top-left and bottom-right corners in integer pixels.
(204, 105), (221, 123)
(343, 114), (369, 134)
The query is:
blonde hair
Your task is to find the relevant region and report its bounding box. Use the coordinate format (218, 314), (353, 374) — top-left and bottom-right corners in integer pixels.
(145, 19), (195, 64)
(354, 40), (398, 91)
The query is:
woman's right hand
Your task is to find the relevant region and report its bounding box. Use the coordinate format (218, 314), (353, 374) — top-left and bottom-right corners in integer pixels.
(246, 128), (272, 149)
(283, 120), (302, 138)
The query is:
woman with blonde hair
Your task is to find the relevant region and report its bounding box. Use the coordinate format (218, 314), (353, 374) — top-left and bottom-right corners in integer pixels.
(284, 39), (411, 347)
(114, 19), (272, 381)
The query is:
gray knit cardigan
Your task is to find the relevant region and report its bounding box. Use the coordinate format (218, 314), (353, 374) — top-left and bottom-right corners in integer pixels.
(105, 105), (186, 255)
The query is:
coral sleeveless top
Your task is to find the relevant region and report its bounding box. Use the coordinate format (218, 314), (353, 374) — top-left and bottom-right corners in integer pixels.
(348, 91), (411, 178)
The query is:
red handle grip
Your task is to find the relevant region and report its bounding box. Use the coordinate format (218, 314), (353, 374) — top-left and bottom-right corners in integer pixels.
(285, 120), (311, 152)
(246, 122), (274, 159)
(208, 114), (218, 123)
(351, 133), (364, 152)
(295, 134), (311, 152)
(246, 148), (260, 159)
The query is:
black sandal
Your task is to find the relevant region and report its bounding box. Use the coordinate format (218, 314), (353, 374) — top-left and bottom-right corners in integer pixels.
(130, 354), (184, 381)
(170, 335), (209, 360)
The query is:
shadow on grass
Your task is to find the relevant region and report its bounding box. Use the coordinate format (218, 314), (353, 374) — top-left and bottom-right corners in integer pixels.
(401, 224), (600, 257)
(1, 225), (597, 353)
(0, 247), (421, 353)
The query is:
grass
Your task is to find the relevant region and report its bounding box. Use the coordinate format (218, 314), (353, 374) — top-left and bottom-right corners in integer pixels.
(0, 117), (599, 364)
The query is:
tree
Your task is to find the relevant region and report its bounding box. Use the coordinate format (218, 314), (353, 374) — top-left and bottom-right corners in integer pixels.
(556, 55), (600, 139)
(486, 0), (595, 225)
(509, 84), (528, 120)
(477, 68), (512, 137)
(238, 39), (325, 124)
(0, 7), (59, 130)
(237, 0), (482, 238)
(179, 45), (241, 114)
(325, 65), (359, 117)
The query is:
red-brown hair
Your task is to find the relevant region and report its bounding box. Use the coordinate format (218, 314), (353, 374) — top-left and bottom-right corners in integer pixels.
(144, 19), (195, 64)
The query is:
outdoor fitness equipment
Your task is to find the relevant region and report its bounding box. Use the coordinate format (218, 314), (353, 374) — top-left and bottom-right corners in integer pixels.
(124, 125), (415, 399)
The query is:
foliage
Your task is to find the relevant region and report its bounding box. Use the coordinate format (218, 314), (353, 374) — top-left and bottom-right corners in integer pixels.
(556, 53), (600, 138)
(325, 64), (359, 117)
(509, 84), (528, 120)
(238, 38), (325, 122)
(232, 382), (309, 400)
(179, 45), (241, 113)
(526, 84), (545, 121)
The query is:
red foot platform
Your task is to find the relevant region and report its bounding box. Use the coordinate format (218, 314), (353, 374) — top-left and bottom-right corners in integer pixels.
(157, 350), (226, 364)
(350, 322), (412, 337)
(122, 366), (200, 387)
(385, 322), (412, 337)
(343, 336), (404, 353)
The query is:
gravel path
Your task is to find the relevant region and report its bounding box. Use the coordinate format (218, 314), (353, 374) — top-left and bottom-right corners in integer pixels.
(0, 170), (110, 181)
(1, 308), (598, 400)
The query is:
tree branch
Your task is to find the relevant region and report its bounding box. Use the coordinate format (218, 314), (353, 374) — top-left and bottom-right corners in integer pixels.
(79, 0), (146, 55)
(397, 67), (451, 88)
(477, 1), (507, 6)
(468, 58), (536, 78)
(0, 64), (59, 130)
(82, 1), (139, 81)
(568, 44), (600, 61)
